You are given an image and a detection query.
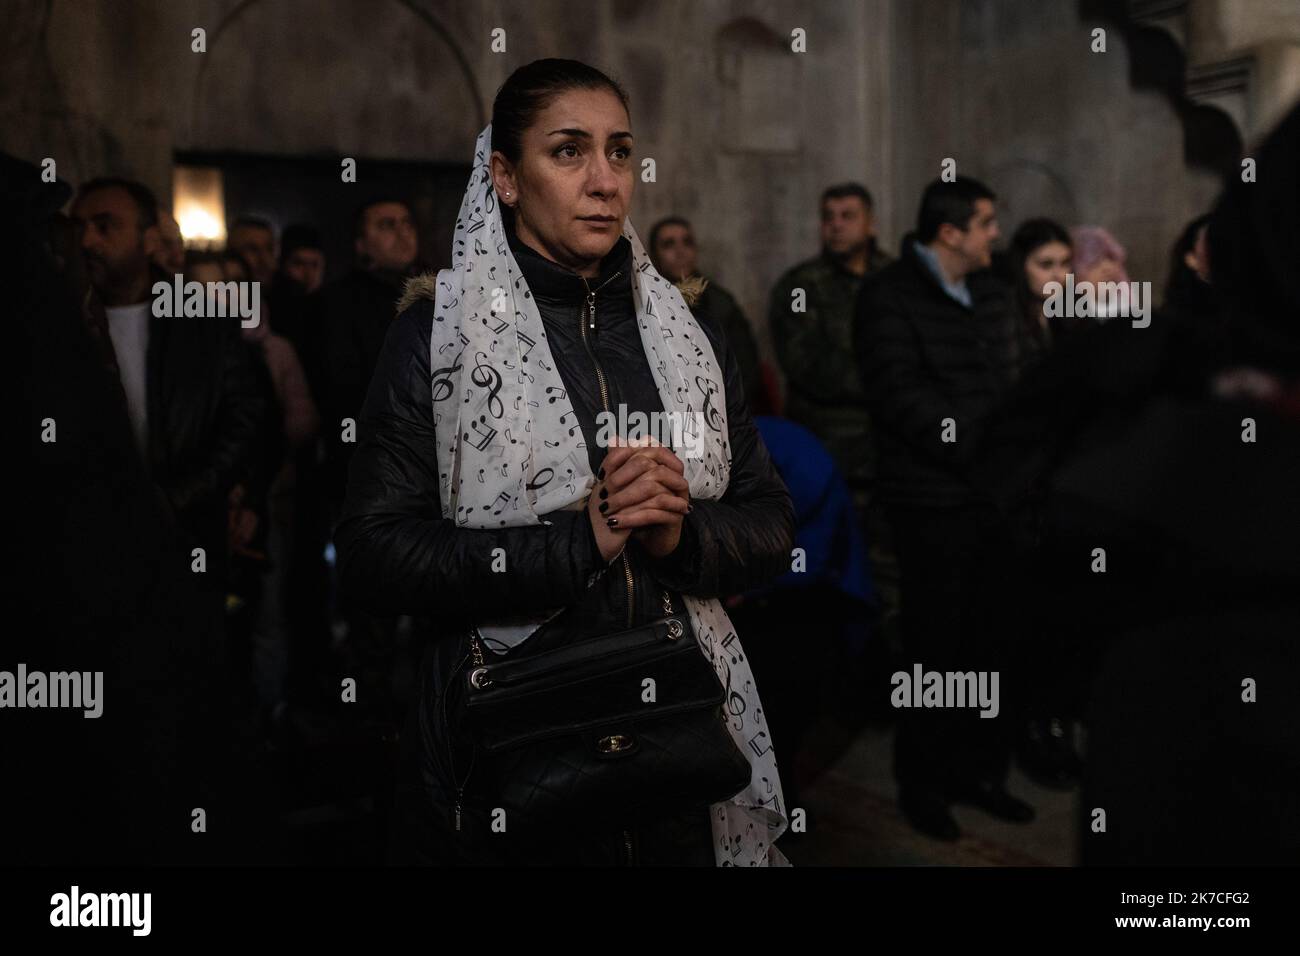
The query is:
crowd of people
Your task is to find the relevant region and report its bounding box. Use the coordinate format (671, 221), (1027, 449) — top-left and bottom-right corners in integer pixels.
(10, 87), (1298, 865)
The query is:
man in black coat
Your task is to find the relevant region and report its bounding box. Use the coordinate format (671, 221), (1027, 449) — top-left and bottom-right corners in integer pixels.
(69, 178), (271, 850)
(71, 178), (271, 607)
(854, 176), (1030, 840)
(9, 159), (271, 862)
(314, 197), (420, 722)
(316, 197), (419, 511)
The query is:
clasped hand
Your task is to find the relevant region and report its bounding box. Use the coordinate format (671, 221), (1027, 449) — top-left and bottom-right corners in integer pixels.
(588, 436), (691, 562)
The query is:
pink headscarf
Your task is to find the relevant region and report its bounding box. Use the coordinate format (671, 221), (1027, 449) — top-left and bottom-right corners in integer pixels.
(1070, 225), (1130, 283)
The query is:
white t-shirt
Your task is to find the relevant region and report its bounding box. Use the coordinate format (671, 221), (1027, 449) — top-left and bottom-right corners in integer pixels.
(105, 303), (151, 460)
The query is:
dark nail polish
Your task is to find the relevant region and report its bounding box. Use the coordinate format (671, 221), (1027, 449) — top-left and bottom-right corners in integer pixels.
(597, 468), (605, 480)
(598, 501), (608, 513)
(686, 504), (694, 513)
(606, 517), (618, 527)
(599, 487), (608, 500)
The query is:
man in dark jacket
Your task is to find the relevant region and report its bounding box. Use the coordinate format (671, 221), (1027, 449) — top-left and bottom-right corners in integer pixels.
(316, 197), (419, 509)
(71, 178), (270, 612)
(63, 175), (270, 857)
(315, 197), (420, 721)
(854, 176), (1029, 841)
(648, 216), (764, 413)
(770, 183), (893, 512)
(9, 155), (199, 863)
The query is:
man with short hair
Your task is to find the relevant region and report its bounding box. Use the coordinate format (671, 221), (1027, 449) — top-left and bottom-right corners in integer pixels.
(72, 177), (269, 586)
(229, 216), (278, 286)
(771, 184), (898, 698)
(854, 176), (1027, 841)
(649, 216), (763, 412)
(314, 196), (421, 724)
(153, 210), (186, 276)
(279, 223), (326, 294)
(72, 177), (270, 835)
(269, 224), (327, 388)
(317, 197), (419, 505)
(770, 184), (892, 508)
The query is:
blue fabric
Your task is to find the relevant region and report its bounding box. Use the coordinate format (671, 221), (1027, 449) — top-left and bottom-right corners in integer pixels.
(913, 239), (973, 308)
(749, 416), (876, 608)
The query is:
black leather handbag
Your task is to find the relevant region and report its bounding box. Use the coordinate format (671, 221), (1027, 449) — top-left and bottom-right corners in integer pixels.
(452, 590), (752, 839)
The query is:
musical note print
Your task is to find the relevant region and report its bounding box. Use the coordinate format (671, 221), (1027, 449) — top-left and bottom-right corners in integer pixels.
(696, 375), (724, 432)
(470, 352), (504, 419)
(721, 630), (745, 665)
(558, 411), (580, 438)
(727, 688), (746, 717)
(464, 415), (497, 451)
(431, 361), (462, 402)
(466, 204), (487, 234)
(518, 331), (537, 363)
(526, 467), (554, 490)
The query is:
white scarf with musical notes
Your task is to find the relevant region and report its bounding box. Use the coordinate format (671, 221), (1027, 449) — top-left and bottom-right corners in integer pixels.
(426, 123), (788, 866)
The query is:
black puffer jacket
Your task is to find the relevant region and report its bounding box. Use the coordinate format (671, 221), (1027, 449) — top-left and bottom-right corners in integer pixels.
(333, 229), (794, 863)
(853, 235), (1017, 508)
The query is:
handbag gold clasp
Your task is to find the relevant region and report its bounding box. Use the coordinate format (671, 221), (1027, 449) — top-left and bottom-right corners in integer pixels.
(598, 734), (634, 753)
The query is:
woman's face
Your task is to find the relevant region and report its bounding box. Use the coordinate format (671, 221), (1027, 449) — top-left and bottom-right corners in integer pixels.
(491, 88), (634, 277)
(1078, 256), (1125, 286)
(1024, 240), (1072, 300)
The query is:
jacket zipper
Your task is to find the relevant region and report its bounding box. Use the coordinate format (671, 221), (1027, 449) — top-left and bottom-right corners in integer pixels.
(577, 270), (635, 629)
(450, 632), (484, 831)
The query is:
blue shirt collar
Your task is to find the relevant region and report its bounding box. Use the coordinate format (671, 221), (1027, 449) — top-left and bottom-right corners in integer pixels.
(912, 240), (972, 308)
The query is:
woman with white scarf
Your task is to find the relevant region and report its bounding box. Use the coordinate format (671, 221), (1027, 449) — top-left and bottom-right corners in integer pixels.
(335, 59), (794, 866)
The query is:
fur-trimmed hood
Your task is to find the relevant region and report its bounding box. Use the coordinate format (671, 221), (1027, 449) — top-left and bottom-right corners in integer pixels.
(397, 271), (439, 315)
(396, 263), (707, 316)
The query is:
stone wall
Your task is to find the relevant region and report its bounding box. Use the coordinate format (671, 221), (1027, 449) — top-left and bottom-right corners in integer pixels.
(891, 0), (1227, 296)
(4, 0), (1289, 366)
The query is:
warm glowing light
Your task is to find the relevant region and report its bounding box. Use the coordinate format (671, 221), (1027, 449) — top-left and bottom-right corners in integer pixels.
(172, 166), (227, 247)
(178, 207), (224, 241)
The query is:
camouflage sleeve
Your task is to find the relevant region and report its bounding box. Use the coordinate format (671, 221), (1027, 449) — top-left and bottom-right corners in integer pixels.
(769, 269), (857, 406)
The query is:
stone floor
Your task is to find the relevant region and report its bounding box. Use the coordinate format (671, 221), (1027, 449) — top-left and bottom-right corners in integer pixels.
(779, 718), (1082, 867)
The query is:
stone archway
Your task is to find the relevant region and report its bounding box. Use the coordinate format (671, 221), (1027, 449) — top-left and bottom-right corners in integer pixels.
(183, 0), (483, 162)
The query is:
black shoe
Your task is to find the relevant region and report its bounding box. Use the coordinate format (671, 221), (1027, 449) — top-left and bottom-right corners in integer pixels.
(1018, 717), (1082, 790)
(951, 780), (1036, 823)
(899, 786), (962, 841)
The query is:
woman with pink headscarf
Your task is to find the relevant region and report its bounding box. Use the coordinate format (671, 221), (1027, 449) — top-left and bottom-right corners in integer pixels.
(1070, 225), (1130, 321)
